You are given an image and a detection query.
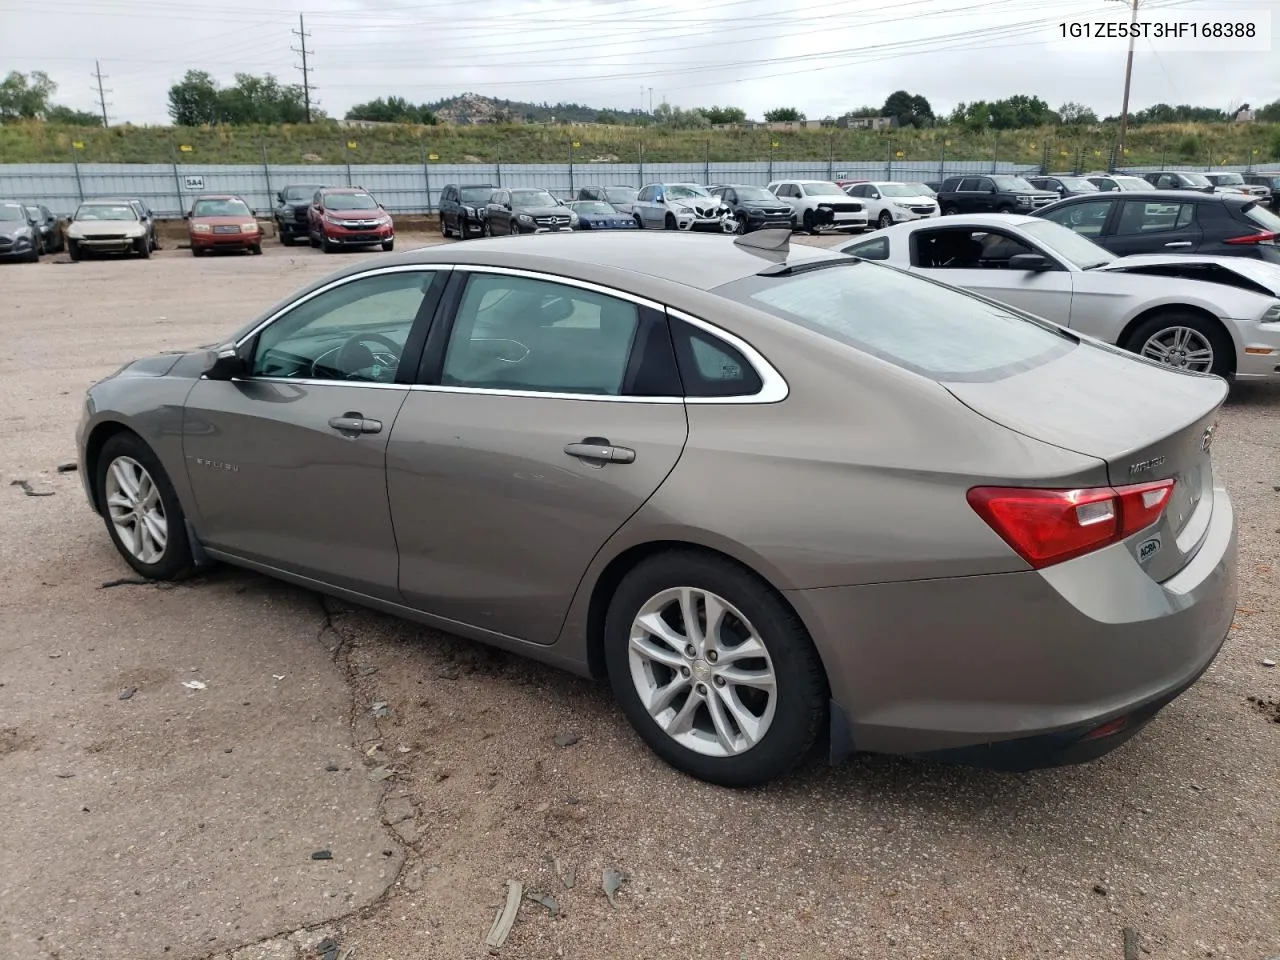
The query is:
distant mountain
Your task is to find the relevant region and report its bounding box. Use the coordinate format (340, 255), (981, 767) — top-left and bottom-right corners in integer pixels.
(422, 92), (646, 125)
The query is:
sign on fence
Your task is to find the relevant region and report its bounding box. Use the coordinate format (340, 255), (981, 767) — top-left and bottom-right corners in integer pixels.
(183, 175), (205, 190)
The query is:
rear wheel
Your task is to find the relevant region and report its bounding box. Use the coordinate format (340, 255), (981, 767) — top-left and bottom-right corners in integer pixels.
(1125, 311), (1233, 379)
(942, 204), (959, 216)
(604, 551), (827, 788)
(95, 432), (192, 582)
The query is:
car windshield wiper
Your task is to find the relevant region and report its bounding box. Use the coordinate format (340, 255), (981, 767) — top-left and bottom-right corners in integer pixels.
(1082, 260), (1112, 270)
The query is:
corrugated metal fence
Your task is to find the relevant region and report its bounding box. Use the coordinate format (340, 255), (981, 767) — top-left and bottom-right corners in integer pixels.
(1, 159), (1046, 218)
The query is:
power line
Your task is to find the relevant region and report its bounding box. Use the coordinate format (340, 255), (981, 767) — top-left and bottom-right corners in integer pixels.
(92, 59), (112, 127)
(291, 13), (316, 123)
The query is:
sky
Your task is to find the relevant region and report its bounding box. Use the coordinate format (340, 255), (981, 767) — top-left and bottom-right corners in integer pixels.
(1, 0), (1277, 125)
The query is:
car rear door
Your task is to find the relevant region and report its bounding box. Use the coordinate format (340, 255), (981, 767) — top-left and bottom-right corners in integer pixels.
(1038, 197), (1118, 243)
(182, 266), (446, 600)
(387, 267), (689, 645)
(1107, 199), (1204, 256)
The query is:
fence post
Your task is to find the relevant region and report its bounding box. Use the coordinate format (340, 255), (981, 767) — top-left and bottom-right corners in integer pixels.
(568, 140), (574, 196)
(827, 132), (834, 181)
(885, 139), (893, 180)
(638, 141), (644, 187)
(421, 144), (432, 213)
(704, 140), (710, 185)
(345, 141), (353, 187)
(70, 145), (85, 205)
(496, 153), (502, 187)
(767, 141), (773, 184)
(991, 133), (999, 173)
(169, 139), (185, 217)
(260, 141), (272, 217)
(939, 139), (946, 183)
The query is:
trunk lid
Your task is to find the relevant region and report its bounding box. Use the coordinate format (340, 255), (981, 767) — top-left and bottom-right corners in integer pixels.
(943, 340), (1226, 581)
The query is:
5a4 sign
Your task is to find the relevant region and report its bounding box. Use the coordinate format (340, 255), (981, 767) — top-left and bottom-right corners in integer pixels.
(183, 175), (205, 190)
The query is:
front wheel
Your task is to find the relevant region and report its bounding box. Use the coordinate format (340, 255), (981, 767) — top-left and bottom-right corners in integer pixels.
(96, 432), (192, 581)
(664, 213), (677, 231)
(381, 238), (395, 251)
(250, 244), (262, 255)
(308, 232), (320, 248)
(634, 214), (645, 229)
(136, 238), (151, 259)
(604, 551), (827, 788)
(68, 241), (81, 262)
(734, 215), (747, 235)
(281, 230), (295, 246)
(877, 210), (893, 229)
(1125, 312), (1233, 379)
(803, 209), (818, 235)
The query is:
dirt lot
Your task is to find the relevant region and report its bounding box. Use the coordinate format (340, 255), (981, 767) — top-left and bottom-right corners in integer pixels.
(1, 235), (1278, 960)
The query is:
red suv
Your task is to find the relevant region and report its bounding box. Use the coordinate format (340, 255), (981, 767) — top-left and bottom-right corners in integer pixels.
(307, 187), (395, 253)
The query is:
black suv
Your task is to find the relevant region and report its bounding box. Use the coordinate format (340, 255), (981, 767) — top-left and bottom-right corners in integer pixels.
(1243, 173), (1280, 212)
(707, 184), (794, 233)
(935, 175), (1058, 215)
(1140, 171), (1216, 194)
(1027, 175), (1099, 199)
(275, 184), (328, 245)
(439, 183), (497, 240)
(1034, 189), (1280, 263)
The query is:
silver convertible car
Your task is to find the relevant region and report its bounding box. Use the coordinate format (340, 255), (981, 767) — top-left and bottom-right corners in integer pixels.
(78, 230), (1237, 786)
(840, 214), (1280, 381)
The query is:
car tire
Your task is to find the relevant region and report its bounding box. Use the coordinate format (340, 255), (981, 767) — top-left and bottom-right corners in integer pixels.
(942, 204), (958, 216)
(95, 432), (193, 582)
(251, 244), (262, 255)
(603, 550), (828, 788)
(440, 214), (450, 238)
(68, 241), (81, 262)
(664, 213), (677, 231)
(734, 215), (747, 235)
(634, 214), (645, 229)
(308, 232), (320, 248)
(281, 230), (295, 246)
(137, 239), (151, 259)
(803, 209), (819, 235)
(191, 247), (202, 257)
(481, 220), (491, 237)
(382, 238), (395, 251)
(877, 210), (893, 230)
(1124, 311), (1234, 379)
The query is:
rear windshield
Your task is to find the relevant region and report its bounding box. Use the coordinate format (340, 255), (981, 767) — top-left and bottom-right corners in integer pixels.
(460, 187), (494, 204)
(1242, 202), (1280, 232)
(717, 262), (1073, 382)
(285, 186), (321, 201)
(1211, 173), (1245, 186)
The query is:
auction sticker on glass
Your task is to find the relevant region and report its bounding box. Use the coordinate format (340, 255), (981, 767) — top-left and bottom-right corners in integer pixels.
(1049, 7), (1271, 51)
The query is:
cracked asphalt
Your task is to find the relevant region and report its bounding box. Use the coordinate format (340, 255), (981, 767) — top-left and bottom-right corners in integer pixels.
(1, 234), (1277, 960)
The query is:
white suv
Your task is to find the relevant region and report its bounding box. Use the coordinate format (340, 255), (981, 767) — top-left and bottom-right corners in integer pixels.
(767, 179), (868, 234)
(844, 181), (939, 229)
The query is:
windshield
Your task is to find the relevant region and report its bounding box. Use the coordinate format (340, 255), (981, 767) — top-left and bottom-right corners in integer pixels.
(665, 184), (710, 199)
(75, 203), (137, 221)
(325, 193), (379, 211)
(461, 187), (494, 204)
(734, 186), (777, 202)
(1243, 202), (1280, 232)
(603, 187), (638, 203)
(992, 176), (1036, 191)
(801, 182), (845, 196)
(285, 186), (321, 201)
(1021, 219), (1116, 269)
(878, 183), (924, 198)
(905, 181), (935, 196)
(192, 198), (251, 217)
(0, 203), (26, 221)
(1115, 176), (1150, 190)
(511, 189), (557, 207)
(572, 201), (614, 215)
(1179, 172), (1212, 187)
(1059, 178), (1098, 191)
(720, 262), (1073, 382)
(1211, 173), (1245, 186)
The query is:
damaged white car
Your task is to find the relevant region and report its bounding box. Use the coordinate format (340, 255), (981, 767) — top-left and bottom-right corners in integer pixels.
(632, 182), (736, 232)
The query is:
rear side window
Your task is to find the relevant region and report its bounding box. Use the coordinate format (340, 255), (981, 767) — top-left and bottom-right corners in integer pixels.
(843, 236), (889, 260)
(1115, 201), (1195, 235)
(669, 318), (762, 397)
(718, 263), (1073, 383)
(1241, 202), (1280, 232)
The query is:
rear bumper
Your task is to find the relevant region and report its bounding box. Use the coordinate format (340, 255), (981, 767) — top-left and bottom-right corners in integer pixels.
(792, 484), (1237, 765)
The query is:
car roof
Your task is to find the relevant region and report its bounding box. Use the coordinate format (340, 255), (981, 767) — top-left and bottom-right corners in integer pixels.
(898, 212), (1043, 228)
(1050, 189), (1250, 205)
(320, 186), (372, 194)
(193, 194), (243, 201)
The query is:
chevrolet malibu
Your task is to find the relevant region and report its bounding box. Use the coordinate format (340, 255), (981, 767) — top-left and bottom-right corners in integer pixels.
(77, 230), (1237, 787)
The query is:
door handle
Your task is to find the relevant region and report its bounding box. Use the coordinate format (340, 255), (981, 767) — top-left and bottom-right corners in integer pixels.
(564, 439), (636, 464)
(328, 414), (382, 435)
(1164, 241), (1193, 248)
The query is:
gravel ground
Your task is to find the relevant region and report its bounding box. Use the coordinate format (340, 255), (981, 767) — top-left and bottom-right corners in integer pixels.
(1, 233), (1277, 960)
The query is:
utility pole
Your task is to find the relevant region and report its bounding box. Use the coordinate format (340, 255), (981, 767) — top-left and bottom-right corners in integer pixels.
(292, 14), (316, 123)
(92, 60), (111, 128)
(648, 88), (654, 114)
(1114, 0), (1139, 169)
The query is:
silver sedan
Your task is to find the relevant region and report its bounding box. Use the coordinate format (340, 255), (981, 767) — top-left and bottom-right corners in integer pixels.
(840, 214), (1280, 381)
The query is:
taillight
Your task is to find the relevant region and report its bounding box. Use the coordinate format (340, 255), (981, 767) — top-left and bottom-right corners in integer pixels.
(1223, 230), (1277, 245)
(967, 479), (1176, 569)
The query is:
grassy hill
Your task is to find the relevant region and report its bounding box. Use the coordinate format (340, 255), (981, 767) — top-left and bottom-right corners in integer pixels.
(2, 119), (1277, 168)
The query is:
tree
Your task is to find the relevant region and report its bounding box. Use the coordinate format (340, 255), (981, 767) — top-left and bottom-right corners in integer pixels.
(882, 90), (933, 128)
(654, 102), (710, 128)
(846, 105), (881, 118)
(1057, 101), (1097, 125)
(0, 70), (57, 122)
(701, 105), (746, 125)
(987, 94), (1055, 129)
(1257, 99), (1280, 122)
(950, 101), (992, 130)
(346, 95), (437, 124)
(218, 73), (309, 124)
(1130, 103), (1228, 125)
(763, 106), (805, 122)
(167, 70), (221, 126)
(45, 105), (104, 126)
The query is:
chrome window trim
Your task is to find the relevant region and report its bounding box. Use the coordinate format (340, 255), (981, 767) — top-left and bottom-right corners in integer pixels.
(223, 262), (787, 404)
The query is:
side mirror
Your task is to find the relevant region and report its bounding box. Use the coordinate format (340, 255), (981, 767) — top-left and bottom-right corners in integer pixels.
(202, 342), (249, 381)
(276, 192), (284, 203)
(1008, 253), (1052, 272)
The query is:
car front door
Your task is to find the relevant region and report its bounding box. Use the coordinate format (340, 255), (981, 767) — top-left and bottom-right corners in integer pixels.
(388, 268), (689, 645)
(645, 186), (668, 227)
(909, 226), (1075, 325)
(1106, 199), (1203, 255)
(182, 266), (446, 600)
(488, 191), (511, 233)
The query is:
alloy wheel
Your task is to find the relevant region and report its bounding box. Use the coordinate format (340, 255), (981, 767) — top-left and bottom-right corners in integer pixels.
(104, 456), (168, 564)
(1140, 326), (1215, 373)
(627, 586), (777, 758)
